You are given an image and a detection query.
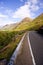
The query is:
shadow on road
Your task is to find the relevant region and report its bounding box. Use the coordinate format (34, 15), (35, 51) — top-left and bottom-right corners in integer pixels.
(36, 29), (43, 37)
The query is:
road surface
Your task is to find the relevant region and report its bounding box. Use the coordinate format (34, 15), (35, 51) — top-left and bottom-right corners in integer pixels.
(14, 33), (33, 65)
(8, 31), (43, 65)
(29, 31), (43, 65)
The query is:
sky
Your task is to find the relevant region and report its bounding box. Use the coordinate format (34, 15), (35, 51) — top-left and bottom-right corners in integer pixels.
(0, 0), (43, 26)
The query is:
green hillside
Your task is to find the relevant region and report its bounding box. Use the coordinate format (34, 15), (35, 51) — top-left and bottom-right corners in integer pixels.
(30, 13), (43, 30)
(15, 13), (43, 31)
(0, 31), (23, 61)
(14, 17), (32, 31)
(0, 31), (15, 50)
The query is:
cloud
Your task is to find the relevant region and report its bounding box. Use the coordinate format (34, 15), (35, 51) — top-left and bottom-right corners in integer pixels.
(30, 0), (38, 4)
(0, 0), (43, 26)
(0, 18), (14, 26)
(30, 5), (39, 11)
(0, 13), (8, 18)
(13, 0), (43, 19)
(0, 21), (14, 26)
(5, 9), (13, 17)
(13, 4), (31, 19)
(12, 0), (40, 19)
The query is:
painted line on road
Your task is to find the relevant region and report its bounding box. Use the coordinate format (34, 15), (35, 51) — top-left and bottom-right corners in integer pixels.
(27, 33), (36, 65)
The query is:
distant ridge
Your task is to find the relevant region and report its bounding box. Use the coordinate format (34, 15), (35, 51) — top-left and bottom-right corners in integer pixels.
(0, 13), (43, 31)
(0, 17), (32, 31)
(0, 23), (19, 31)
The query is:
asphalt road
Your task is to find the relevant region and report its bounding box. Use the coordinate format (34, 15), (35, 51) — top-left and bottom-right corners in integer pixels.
(15, 33), (33, 65)
(29, 31), (43, 65)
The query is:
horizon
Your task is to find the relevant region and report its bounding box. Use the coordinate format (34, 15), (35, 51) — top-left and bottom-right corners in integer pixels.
(0, 0), (43, 26)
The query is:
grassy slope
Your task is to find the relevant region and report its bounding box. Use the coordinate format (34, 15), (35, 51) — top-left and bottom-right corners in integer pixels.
(15, 22), (31, 31)
(0, 30), (24, 61)
(14, 17), (32, 31)
(0, 31), (15, 50)
(30, 13), (43, 30)
(0, 34), (23, 61)
(14, 13), (43, 31)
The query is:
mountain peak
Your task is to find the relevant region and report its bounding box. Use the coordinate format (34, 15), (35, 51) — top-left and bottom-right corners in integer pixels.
(21, 17), (32, 22)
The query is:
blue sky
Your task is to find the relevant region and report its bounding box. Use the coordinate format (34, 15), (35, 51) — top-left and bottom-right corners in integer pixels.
(0, 0), (43, 26)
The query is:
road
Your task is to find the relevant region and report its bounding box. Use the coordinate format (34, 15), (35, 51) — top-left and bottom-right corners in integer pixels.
(29, 31), (43, 65)
(15, 33), (33, 65)
(8, 31), (43, 65)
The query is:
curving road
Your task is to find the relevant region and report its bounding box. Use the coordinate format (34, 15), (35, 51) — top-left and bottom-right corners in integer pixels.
(8, 31), (43, 65)
(15, 33), (33, 65)
(29, 31), (43, 65)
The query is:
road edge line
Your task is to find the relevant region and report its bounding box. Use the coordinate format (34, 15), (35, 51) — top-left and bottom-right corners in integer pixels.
(27, 33), (36, 65)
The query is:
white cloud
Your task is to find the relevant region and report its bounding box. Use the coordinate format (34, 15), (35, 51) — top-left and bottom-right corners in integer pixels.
(25, 1), (31, 6)
(13, 4), (31, 19)
(30, 5), (39, 11)
(5, 9), (13, 17)
(0, 12), (14, 26)
(0, 0), (43, 26)
(0, 13), (8, 18)
(30, 0), (38, 4)
(12, 0), (40, 19)
(0, 18), (14, 26)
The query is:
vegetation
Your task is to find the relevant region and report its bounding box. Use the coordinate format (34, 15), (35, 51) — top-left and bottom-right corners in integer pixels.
(0, 31), (24, 61)
(14, 13), (43, 31)
(0, 31), (15, 50)
(0, 33), (23, 61)
(0, 13), (43, 62)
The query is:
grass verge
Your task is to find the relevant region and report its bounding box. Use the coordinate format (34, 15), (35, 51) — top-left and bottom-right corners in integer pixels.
(0, 33), (23, 62)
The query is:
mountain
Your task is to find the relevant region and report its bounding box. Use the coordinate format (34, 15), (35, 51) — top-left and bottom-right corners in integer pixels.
(14, 17), (32, 31)
(21, 17), (32, 22)
(0, 26), (2, 29)
(14, 13), (43, 31)
(0, 13), (43, 31)
(31, 13), (43, 30)
(0, 17), (32, 31)
(0, 23), (19, 31)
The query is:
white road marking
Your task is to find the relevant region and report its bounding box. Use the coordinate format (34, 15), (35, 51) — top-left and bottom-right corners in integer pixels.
(27, 33), (36, 65)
